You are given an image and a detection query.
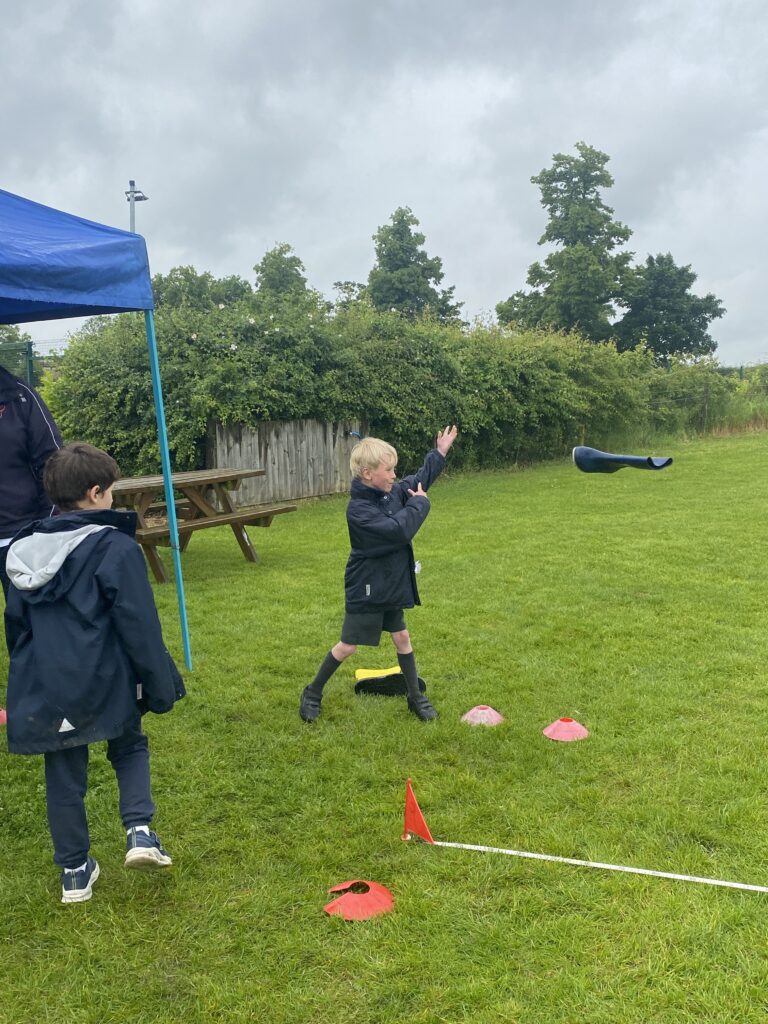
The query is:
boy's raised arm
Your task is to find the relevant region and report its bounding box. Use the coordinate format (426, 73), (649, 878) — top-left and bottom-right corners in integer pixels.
(399, 425), (458, 493)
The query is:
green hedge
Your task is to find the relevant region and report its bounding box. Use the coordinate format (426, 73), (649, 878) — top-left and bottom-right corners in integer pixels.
(42, 295), (760, 477)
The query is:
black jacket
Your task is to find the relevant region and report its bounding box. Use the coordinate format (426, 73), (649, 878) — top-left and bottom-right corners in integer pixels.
(4, 508), (185, 755)
(344, 448), (445, 612)
(0, 366), (62, 540)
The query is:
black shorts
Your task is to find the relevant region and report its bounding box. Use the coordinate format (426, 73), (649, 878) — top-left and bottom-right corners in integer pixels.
(341, 609), (407, 646)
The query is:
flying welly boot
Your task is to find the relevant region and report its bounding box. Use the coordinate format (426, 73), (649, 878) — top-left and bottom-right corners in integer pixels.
(572, 446), (673, 474)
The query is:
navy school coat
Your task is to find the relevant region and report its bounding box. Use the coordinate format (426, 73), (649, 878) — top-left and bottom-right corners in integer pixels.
(4, 508), (185, 754)
(344, 448), (445, 613)
(0, 366), (62, 541)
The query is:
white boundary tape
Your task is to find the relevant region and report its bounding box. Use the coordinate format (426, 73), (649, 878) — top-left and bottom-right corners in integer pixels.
(430, 841), (768, 894)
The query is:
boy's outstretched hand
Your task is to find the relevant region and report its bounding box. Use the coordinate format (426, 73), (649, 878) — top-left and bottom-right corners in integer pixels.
(436, 424), (458, 456)
(407, 482), (429, 501)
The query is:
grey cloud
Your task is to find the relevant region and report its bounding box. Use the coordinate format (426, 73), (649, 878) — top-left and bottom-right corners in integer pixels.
(3, 0), (768, 362)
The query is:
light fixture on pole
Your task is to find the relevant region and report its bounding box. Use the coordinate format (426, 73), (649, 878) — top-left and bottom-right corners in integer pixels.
(125, 179), (149, 232)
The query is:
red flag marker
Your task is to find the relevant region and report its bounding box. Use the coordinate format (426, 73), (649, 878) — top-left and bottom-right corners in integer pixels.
(402, 778), (434, 843)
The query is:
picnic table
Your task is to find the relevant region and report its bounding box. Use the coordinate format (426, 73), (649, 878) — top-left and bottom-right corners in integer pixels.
(112, 468), (297, 583)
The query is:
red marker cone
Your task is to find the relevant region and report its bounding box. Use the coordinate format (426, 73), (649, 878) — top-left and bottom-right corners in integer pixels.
(324, 880), (394, 920)
(543, 717), (589, 741)
(0, 708), (6, 727)
(402, 778), (435, 843)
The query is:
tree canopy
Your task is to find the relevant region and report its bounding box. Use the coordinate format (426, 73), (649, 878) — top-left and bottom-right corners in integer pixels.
(614, 253), (725, 363)
(367, 206), (463, 323)
(254, 243), (309, 297)
(498, 142), (725, 361)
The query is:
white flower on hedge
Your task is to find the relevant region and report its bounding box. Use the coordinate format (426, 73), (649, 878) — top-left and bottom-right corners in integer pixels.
(248, 317), (255, 325)
(218, 303), (225, 309)
(190, 333), (197, 340)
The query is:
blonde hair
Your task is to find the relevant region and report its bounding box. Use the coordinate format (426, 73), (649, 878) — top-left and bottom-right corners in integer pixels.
(350, 437), (398, 478)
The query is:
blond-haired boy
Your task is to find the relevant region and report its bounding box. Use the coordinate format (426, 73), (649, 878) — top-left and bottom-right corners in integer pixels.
(300, 426), (457, 722)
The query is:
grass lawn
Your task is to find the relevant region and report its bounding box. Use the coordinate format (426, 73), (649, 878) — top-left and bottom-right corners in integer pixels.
(2, 431), (768, 1022)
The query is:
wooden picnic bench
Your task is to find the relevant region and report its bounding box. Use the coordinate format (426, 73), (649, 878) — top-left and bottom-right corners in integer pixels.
(112, 468), (297, 583)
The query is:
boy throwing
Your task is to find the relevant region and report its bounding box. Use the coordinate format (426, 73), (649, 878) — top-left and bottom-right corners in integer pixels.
(300, 425), (458, 723)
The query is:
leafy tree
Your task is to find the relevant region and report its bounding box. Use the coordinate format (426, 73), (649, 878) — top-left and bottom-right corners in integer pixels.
(254, 243), (308, 297)
(367, 207), (463, 323)
(497, 142), (633, 341)
(0, 324), (32, 344)
(152, 266), (252, 310)
(614, 253), (724, 363)
(333, 280), (366, 310)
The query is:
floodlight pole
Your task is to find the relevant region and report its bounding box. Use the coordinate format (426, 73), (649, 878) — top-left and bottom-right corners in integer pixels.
(125, 179), (148, 233)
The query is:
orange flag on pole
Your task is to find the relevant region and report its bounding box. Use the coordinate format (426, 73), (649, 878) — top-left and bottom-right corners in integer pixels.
(402, 778), (434, 843)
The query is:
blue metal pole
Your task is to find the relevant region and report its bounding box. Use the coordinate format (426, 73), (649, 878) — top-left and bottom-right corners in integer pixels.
(144, 310), (193, 670)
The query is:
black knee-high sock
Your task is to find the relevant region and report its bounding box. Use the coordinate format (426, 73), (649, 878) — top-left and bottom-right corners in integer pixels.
(307, 650), (342, 696)
(397, 652), (421, 700)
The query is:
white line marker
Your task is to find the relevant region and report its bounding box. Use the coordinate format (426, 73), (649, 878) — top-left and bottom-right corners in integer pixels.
(431, 841), (768, 894)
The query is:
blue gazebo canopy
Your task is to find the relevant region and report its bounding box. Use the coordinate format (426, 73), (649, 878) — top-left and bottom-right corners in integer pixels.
(0, 188), (154, 323)
(0, 187), (191, 668)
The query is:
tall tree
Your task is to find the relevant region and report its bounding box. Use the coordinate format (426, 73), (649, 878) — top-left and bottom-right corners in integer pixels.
(368, 207), (463, 323)
(497, 142), (633, 341)
(614, 253), (724, 362)
(253, 243), (308, 297)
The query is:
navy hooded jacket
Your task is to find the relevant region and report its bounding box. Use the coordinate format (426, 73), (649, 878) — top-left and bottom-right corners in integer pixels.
(344, 448), (445, 613)
(0, 365), (62, 541)
(4, 508), (185, 755)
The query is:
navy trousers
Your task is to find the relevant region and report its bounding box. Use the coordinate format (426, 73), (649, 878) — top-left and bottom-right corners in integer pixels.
(44, 717), (155, 868)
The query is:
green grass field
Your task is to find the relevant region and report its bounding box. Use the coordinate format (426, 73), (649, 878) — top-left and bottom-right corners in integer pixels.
(2, 432), (768, 1023)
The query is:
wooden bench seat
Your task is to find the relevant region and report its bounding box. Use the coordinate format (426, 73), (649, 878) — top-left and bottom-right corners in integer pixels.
(135, 504), (297, 546)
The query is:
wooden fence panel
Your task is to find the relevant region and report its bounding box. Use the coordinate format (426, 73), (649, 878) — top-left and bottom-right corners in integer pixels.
(206, 419), (368, 505)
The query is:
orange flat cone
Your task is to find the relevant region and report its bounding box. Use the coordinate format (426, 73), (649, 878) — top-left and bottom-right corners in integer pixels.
(543, 717), (589, 741)
(324, 880), (394, 920)
(402, 778), (434, 843)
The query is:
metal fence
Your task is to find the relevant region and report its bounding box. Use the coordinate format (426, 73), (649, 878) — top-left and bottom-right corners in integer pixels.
(0, 340), (34, 384)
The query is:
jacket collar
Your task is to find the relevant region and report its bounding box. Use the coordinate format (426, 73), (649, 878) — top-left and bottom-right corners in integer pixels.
(350, 478), (390, 502)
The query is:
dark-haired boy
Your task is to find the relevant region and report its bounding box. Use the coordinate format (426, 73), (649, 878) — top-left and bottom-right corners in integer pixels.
(4, 443), (185, 903)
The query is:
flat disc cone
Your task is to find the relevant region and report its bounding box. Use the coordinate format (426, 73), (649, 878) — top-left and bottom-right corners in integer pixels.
(543, 717), (589, 741)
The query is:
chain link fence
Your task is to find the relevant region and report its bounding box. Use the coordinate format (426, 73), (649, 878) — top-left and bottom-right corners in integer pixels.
(0, 340), (34, 384)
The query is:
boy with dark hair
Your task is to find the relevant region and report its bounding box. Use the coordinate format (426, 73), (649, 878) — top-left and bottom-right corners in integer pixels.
(299, 426), (458, 723)
(4, 442), (185, 903)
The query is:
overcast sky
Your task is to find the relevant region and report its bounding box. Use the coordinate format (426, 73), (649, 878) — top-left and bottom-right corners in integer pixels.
(4, 0), (767, 364)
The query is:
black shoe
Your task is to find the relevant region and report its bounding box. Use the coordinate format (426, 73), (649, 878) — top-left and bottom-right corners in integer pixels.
(300, 686), (322, 722)
(407, 694), (438, 721)
(355, 673), (427, 697)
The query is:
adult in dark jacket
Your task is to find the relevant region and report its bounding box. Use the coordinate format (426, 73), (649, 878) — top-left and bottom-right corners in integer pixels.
(300, 426), (458, 724)
(4, 442), (185, 904)
(0, 363), (62, 600)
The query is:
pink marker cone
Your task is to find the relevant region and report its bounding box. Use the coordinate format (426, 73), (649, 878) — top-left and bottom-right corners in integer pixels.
(0, 709), (6, 727)
(461, 705), (504, 726)
(543, 717), (589, 741)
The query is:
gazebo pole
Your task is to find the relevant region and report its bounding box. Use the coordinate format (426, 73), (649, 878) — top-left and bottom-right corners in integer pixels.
(144, 310), (193, 670)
